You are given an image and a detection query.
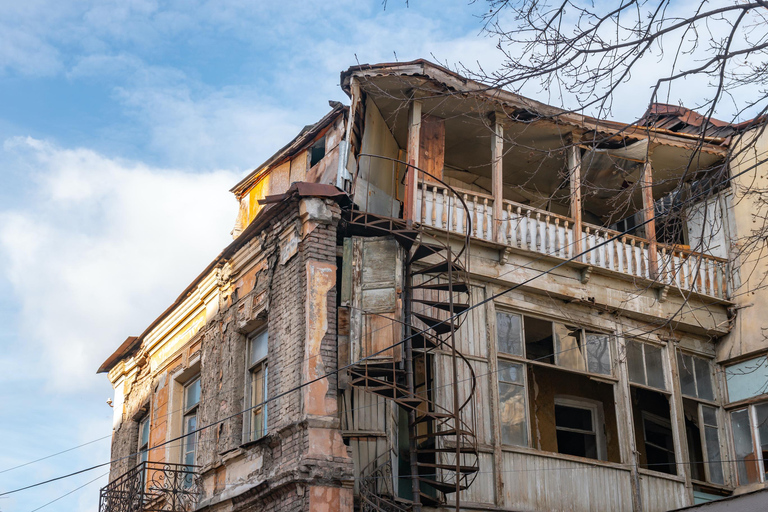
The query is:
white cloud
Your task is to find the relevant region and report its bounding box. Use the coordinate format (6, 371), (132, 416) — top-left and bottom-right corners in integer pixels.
(0, 137), (239, 391)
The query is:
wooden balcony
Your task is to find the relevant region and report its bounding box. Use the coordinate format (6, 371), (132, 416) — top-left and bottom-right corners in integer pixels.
(414, 182), (730, 300)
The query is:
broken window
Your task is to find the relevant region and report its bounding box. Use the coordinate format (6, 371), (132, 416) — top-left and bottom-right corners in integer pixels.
(309, 136), (326, 167)
(554, 398), (606, 460)
(627, 340), (678, 475)
(677, 351), (723, 484)
(730, 403), (768, 485)
(246, 328), (269, 442)
(495, 309), (619, 462)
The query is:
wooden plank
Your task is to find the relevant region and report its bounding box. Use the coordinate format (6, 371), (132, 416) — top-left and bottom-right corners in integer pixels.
(642, 161), (659, 277)
(568, 145), (583, 259)
(404, 100), (422, 222)
(491, 114), (504, 243)
(419, 114), (445, 182)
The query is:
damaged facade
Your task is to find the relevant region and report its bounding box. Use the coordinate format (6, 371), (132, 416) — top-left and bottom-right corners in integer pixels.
(98, 60), (768, 512)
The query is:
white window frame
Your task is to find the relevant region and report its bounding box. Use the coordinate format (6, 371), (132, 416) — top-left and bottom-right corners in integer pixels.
(729, 403), (768, 484)
(554, 396), (607, 461)
(244, 328), (268, 443)
(641, 411), (677, 474)
(181, 376), (200, 470)
(138, 415), (150, 465)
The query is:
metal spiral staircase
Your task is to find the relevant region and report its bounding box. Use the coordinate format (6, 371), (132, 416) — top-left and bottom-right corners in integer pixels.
(343, 155), (479, 511)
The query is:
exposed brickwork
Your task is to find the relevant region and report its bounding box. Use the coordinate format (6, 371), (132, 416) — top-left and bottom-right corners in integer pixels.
(105, 195), (353, 512)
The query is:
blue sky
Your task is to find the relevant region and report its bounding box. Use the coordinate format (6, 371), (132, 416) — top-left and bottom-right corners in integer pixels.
(0, 2), (500, 511)
(0, 1), (754, 511)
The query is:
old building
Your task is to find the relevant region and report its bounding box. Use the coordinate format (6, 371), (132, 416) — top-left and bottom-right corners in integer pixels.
(97, 60), (768, 512)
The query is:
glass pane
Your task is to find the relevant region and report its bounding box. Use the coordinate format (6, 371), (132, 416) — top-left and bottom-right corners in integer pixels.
(645, 344), (666, 390)
(185, 378), (201, 410)
(263, 365), (268, 434)
(496, 312), (523, 356)
(555, 324), (585, 372)
(704, 426), (724, 484)
(678, 353), (697, 397)
(726, 356), (768, 402)
(524, 316), (554, 364)
(252, 367), (264, 405)
(498, 360), (524, 384)
(701, 405), (718, 427)
(730, 409), (760, 484)
(249, 329), (268, 365)
(756, 403), (768, 481)
(643, 417), (676, 475)
(586, 333), (611, 375)
(555, 404), (593, 432)
(252, 410), (264, 440)
(556, 430), (598, 459)
(140, 418), (150, 446)
(627, 340), (646, 385)
(694, 358), (715, 401)
(499, 381), (527, 446)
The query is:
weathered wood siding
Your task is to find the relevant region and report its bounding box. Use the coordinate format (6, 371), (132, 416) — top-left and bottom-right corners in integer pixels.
(501, 451), (634, 511)
(638, 474), (689, 511)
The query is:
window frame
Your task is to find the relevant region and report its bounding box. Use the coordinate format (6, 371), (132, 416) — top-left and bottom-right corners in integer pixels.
(494, 307), (619, 463)
(677, 349), (724, 485)
(181, 376), (200, 471)
(641, 411), (678, 475)
(244, 328), (269, 443)
(554, 396), (607, 461)
(138, 415), (150, 465)
(729, 402), (768, 485)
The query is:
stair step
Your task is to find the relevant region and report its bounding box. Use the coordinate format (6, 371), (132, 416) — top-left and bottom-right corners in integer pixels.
(349, 365), (403, 379)
(416, 477), (469, 493)
(410, 412), (453, 425)
(411, 260), (464, 276)
(416, 462), (478, 473)
(410, 281), (469, 293)
(416, 446), (479, 454)
(408, 243), (444, 264)
(419, 491), (441, 506)
(412, 299), (469, 313)
(410, 332), (438, 349)
(413, 428), (473, 440)
(413, 313), (457, 335)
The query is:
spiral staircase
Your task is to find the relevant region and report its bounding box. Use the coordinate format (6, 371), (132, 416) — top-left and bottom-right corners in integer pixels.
(343, 155), (479, 511)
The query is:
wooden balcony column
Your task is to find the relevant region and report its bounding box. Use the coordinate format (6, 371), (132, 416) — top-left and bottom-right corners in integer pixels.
(567, 145), (584, 259)
(404, 99), (422, 224)
(491, 112), (505, 243)
(642, 159), (659, 277)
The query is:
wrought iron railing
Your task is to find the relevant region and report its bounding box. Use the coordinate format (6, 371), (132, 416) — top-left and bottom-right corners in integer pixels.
(99, 461), (199, 512)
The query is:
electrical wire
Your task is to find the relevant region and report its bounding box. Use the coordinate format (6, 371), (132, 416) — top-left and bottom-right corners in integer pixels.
(4, 153), (767, 497)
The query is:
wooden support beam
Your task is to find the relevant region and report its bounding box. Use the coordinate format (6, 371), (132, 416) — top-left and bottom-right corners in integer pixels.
(642, 160), (659, 277)
(568, 145), (583, 259)
(404, 100), (422, 224)
(491, 113), (504, 243)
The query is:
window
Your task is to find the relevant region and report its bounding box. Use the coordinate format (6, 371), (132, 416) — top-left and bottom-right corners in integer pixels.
(495, 310), (619, 462)
(309, 136), (326, 167)
(496, 311), (612, 375)
(678, 351), (723, 484)
(725, 355), (768, 403)
(730, 403), (768, 485)
(246, 329), (268, 442)
(627, 340), (677, 475)
(554, 398), (606, 460)
(642, 412), (677, 475)
(627, 339), (666, 390)
(182, 376), (200, 485)
(138, 416), (150, 464)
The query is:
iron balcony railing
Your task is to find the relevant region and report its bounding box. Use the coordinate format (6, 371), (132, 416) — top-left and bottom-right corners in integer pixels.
(98, 461), (199, 512)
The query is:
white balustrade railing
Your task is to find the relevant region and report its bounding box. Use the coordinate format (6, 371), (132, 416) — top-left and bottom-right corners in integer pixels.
(414, 185), (729, 299)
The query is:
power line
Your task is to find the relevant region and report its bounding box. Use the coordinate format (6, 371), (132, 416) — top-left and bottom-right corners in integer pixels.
(28, 472), (108, 512)
(0, 436), (112, 476)
(4, 154), (765, 497)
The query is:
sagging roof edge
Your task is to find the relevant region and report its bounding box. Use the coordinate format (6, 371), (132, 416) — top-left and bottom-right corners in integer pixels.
(340, 59), (741, 152)
(229, 103), (348, 197)
(97, 182), (349, 375)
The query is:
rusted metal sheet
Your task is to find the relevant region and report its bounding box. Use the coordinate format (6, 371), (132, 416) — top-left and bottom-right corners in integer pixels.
(501, 451), (633, 511)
